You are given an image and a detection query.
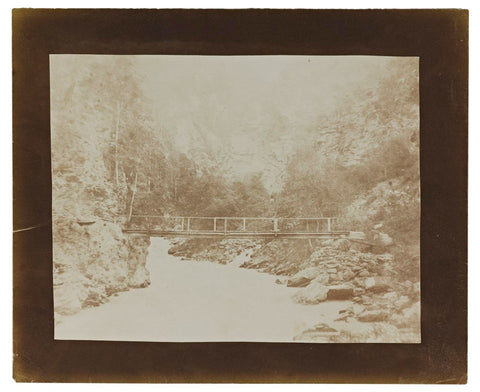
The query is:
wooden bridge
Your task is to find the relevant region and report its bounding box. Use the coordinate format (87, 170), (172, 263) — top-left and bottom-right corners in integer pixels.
(122, 215), (352, 240)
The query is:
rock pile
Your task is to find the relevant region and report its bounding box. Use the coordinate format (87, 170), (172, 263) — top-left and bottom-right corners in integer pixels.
(169, 238), (262, 264)
(281, 242), (396, 305)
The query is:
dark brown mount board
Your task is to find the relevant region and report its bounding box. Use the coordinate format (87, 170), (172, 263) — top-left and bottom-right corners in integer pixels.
(12, 9), (468, 383)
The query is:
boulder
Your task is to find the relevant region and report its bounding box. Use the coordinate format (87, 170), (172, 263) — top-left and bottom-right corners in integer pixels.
(364, 277), (376, 288)
(367, 284), (392, 294)
(312, 323), (338, 333)
(353, 287), (366, 296)
(287, 276), (313, 288)
(335, 306), (355, 321)
(333, 239), (351, 251)
(352, 265), (363, 272)
(292, 281), (329, 304)
(342, 268), (355, 281)
(357, 309), (390, 322)
(376, 254), (393, 264)
(365, 276), (393, 294)
(327, 285), (354, 300)
(374, 232), (393, 246)
(313, 272), (330, 285)
(286, 266), (326, 287)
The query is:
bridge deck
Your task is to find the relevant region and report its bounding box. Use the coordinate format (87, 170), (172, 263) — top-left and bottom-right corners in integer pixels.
(122, 229), (350, 239)
(122, 216), (346, 239)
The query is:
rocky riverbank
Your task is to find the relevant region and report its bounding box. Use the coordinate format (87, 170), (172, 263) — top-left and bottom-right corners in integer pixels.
(53, 218), (151, 322)
(168, 237), (420, 343)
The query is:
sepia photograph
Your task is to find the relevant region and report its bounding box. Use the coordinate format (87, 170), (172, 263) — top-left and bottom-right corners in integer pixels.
(50, 54), (420, 343)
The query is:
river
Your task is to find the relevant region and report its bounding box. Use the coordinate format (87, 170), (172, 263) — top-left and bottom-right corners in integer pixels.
(55, 238), (352, 342)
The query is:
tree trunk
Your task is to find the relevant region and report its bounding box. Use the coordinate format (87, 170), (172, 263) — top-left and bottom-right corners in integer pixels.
(127, 171), (138, 222)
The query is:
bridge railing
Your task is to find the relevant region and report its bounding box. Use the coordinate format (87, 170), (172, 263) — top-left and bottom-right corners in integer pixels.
(125, 216), (337, 233)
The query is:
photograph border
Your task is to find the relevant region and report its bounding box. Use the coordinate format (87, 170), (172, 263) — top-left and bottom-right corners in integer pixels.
(12, 8), (468, 383)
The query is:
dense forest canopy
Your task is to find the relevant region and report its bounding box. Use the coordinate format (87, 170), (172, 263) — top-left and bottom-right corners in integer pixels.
(51, 55), (419, 251)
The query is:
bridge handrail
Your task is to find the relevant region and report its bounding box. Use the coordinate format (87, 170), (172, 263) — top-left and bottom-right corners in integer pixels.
(127, 215), (337, 220)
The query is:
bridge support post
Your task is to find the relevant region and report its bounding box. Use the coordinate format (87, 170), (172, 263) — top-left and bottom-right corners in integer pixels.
(181, 218), (184, 231)
(187, 218), (190, 233)
(273, 218), (278, 232)
(242, 218), (246, 231)
(316, 220), (320, 233)
(214, 218), (217, 232)
(224, 219), (227, 234)
(327, 218), (331, 232)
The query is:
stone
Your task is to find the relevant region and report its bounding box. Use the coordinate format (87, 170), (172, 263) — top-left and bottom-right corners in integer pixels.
(335, 307), (355, 321)
(353, 287), (366, 296)
(402, 301), (420, 324)
(367, 284), (392, 294)
(333, 239), (351, 251)
(358, 270), (370, 277)
(364, 277), (376, 288)
(374, 232), (393, 246)
(397, 295), (411, 308)
(292, 281), (329, 304)
(382, 292), (398, 301)
(327, 285), (354, 300)
(329, 273), (338, 283)
(365, 276), (393, 294)
(342, 268), (355, 281)
(287, 276), (312, 287)
(313, 323), (338, 333)
(352, 266), (363, 272)
(353, 277), (365, 287)
(352, 296), (362, 303)
(376, 254), (393, 263)
(357, 310), (390, 322)
(313, 272), (330, 285)
(286, 266), (327, 288)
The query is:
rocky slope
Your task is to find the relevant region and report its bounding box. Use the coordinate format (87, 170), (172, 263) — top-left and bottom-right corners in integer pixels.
(53, 218), (151, 322)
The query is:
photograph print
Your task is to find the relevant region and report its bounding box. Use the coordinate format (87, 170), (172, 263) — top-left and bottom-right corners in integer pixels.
(50, 55), (420, 343)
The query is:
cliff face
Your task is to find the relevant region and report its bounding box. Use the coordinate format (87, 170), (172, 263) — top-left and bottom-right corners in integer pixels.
(50, 57), (158, 320)
(53, 219), (150, 320)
